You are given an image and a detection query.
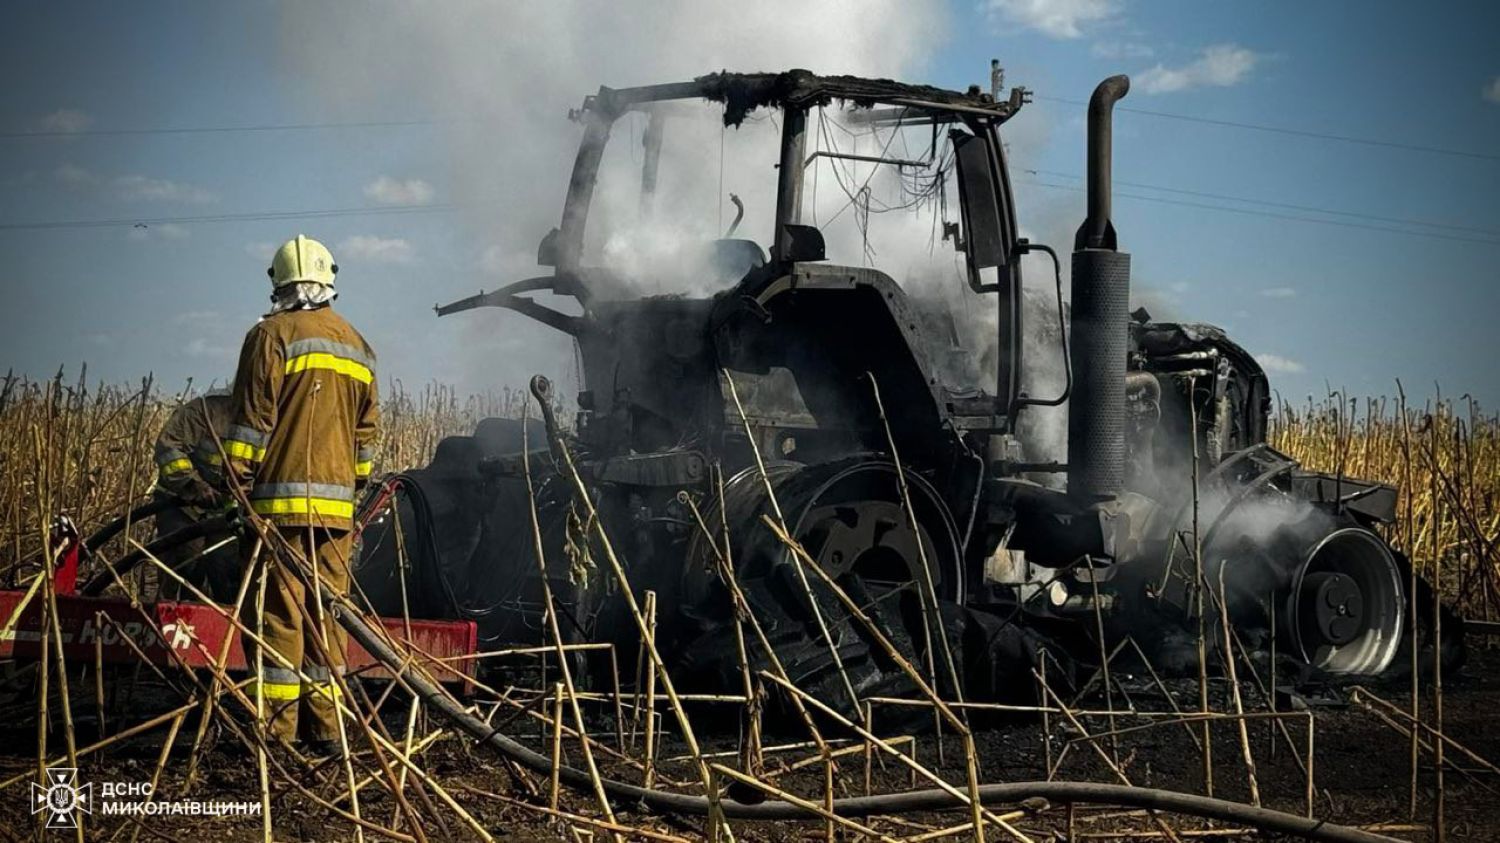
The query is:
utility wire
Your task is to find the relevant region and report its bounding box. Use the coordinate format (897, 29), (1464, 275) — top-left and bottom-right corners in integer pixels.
(1018, 179), (1500, 247)
(0, 202), (460, 232)
(12, 97), (1495, 164)
(0, 118), (441, 140)
(1026, 168), (1500, 237)
(1035, 95), (1500, 163)
(2, 141), (1492, 246)
(9, 181), (1495, 250)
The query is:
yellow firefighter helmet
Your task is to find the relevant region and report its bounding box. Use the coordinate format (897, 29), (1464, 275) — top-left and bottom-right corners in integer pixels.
(268, 235), (337, 287)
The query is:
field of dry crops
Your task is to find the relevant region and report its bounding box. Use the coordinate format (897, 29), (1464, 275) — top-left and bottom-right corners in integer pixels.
(0, 370), (525, 582)
(2, 369), (1496, 619)
(1268, 390), (1500, 621)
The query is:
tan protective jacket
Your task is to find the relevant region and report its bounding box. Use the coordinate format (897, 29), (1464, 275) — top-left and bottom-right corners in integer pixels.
(224, 306), (380, 529)
(153, 393), (233, 496)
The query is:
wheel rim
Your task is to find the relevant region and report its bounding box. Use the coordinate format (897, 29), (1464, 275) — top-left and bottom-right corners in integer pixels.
(788, 460), (963, 605)
(1287, 527), (1404, 675)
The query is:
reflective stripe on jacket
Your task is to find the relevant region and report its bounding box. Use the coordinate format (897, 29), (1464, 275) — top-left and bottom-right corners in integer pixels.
(227, 306), (380, 530)
(153, 394), (233, 496)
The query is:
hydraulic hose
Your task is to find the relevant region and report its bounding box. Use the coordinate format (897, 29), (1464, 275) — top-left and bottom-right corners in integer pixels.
(330, 598), (1397, 842)
(8, 498), (176, 574)
(83, 498), (178, 553)
(79, 509), (238, 596)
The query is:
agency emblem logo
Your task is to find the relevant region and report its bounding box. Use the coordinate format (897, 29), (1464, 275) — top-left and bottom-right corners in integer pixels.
(31, 767), (93, 828)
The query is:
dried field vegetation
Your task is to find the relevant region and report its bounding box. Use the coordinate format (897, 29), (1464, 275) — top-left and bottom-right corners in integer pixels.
(1, 368), (1498, 840)
(0, 370), (527, 582)
(3, 370), (1494, 616)
(1268, 389), (1500, 621)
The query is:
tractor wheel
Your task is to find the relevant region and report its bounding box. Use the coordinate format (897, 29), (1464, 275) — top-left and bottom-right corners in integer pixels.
(1377, 550), (1467, 683)
(674, 457), (965, 726)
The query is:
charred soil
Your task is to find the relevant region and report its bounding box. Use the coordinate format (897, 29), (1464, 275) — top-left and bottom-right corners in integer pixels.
(0, 642), (1496, 841)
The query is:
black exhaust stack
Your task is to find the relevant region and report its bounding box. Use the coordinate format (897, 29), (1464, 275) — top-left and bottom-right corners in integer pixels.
(1068, 75), (1131, 500)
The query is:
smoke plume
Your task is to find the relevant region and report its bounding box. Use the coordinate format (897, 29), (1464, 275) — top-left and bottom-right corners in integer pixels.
(278, 1), (949, 396)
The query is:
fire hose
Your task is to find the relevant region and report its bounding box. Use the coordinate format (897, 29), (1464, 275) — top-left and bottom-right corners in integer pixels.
(6, 498), (178, 577)
(329, 595), (1394, 841)
(82, 498), (179, 553)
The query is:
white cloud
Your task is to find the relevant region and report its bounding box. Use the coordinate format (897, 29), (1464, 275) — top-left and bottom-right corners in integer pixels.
(364, 176), (435, 205)
(1256, 353), (1305, 374)
(985, 0), (1116, 39)
(185, 337), (234, 358)
(480, 244), (531, 275)
(1136, 44), (1262, 94)
(338, 234), (415, 264)
(53, 163), (215, 203)
(113, 174), (217, 204)
(36, 108), (91, 134)
(126, 222), (190, 242)
(244, 242), (276, 261)
(54, 163), (97, 186)
(1259, 286), (1296, 298)
(1091, 40), (1153, 60)
(1484, 77), (1500, 104)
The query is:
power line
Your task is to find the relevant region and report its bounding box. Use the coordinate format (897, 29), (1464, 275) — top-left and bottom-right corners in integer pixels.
(8, 186), (1499, 249)
(1035, 95), (1500, 163)
(9, 95), (1493, 166)
(0, 202), (460, 232)
(1018, 179), (1500, 247)
(1026, 168), (1500, 237)
(4, 171), (1495, 249)
(0, 118), (443, 140)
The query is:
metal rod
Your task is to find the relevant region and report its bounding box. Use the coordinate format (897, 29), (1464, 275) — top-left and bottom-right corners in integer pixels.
(804, 150), (930, 169)
(773, 107), (808, 261)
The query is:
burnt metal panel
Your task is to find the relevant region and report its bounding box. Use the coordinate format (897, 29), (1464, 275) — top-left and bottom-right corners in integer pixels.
(1291, 471), (1399, 523)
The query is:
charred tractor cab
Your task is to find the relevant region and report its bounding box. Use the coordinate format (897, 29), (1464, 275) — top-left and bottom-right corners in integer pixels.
(356, 70), (1460, 714)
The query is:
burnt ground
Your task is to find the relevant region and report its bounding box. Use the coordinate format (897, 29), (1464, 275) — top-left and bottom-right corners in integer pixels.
(0, 641), (1497, 842)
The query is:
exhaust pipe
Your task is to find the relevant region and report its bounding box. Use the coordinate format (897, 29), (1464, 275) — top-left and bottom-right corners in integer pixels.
(1075, 75), (1130, 252)
(1068, 75), (1131, 500)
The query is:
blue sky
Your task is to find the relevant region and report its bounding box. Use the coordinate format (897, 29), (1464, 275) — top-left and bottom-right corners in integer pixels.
(1, 1), (1497, 407)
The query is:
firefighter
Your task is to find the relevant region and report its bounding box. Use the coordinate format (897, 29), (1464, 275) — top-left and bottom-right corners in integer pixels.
(224, 234), (379, 753)
(151, 389), (240, 601)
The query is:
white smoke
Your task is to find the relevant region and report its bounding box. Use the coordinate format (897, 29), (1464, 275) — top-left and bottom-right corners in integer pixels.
(1012, 180), (1078, 476)
(277, 0), (949, 395)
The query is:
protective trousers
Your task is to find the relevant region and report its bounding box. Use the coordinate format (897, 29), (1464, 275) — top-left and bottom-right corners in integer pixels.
(156, 502), (240, 603)
(243, 526), (353, 743)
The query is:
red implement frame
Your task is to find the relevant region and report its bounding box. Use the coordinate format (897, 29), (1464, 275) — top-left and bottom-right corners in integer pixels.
(0, 590), (478, 687)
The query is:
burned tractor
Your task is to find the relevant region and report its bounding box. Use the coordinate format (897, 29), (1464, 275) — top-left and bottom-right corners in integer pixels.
(355, 70), (1458, 712)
